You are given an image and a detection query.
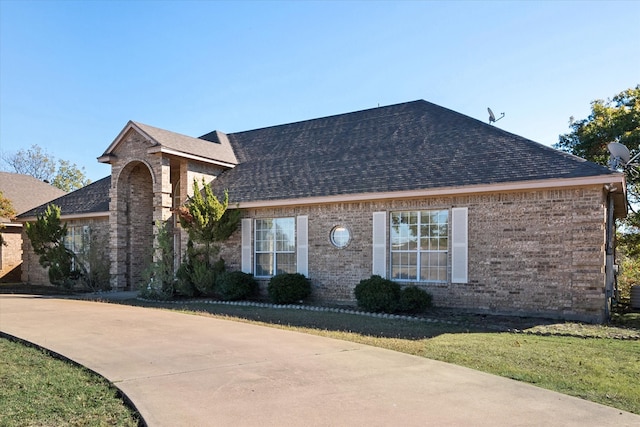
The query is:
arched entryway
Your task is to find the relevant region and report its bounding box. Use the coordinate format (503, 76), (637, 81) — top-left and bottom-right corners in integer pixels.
(114, 161), (154, 290)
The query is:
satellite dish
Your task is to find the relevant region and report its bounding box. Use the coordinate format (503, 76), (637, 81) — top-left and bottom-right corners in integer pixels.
(487, 107), (505, 124)
(608, 142), (631, 165)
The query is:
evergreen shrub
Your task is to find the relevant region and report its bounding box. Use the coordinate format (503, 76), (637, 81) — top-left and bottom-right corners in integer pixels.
(399, 286), (433, 313)
(268, 273), (311, 304)
(217, 271), (258, 301)
(191, 260), (217, 295)
(354, 275), (401, 313)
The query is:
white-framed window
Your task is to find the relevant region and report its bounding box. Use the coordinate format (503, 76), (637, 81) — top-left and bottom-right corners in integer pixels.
(64, 225), (90, 271)
(390, 210), (448, 282)
(254, 218), (296, 277)
(330, 225), (351, 249)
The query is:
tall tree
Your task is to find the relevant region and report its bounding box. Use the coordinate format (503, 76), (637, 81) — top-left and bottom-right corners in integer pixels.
(52, 159), (91, 192)
(2, 144), (90, 191)
(556, 86), (639, 162)
(556, 85), (639, 223)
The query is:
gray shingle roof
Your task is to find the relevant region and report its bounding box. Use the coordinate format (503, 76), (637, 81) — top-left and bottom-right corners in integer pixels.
(0, 172), (67, 222)
(100, 121), (238, 166)
(210, 100), (614, 203)
(17, 176), (110, 219)
(21, 99), (618, 217)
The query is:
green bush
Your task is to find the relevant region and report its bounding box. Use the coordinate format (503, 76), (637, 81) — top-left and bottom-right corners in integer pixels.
(175, 249), (226, 297)
(175, 262), (197, 297)
(268, 273), (311, 304)
(217, 271), (258, 301)
(190, 260), (217, 296)
(399, 286), (432, 314)
(354, 275), (401, 313)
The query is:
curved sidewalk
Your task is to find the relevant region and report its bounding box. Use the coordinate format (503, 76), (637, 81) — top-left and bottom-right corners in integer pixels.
(1, 295), (638, 427)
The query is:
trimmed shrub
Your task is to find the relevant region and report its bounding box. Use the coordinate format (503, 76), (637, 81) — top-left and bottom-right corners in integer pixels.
(217, 271), (258, 301)
(354, 275), (401, 313)
(399, 286), (432, 314)
(268, 273), (311, 304)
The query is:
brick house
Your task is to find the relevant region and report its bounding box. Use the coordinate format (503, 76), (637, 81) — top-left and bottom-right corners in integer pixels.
(0, 172), (66, 282)
(18, 100), (627, 322)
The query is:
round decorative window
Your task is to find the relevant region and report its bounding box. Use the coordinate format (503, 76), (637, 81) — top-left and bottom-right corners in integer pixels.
(330, 226), (351, 249)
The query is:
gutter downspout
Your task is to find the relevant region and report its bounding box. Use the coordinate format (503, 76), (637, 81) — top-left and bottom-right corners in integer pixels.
(604, 186), (616, 322)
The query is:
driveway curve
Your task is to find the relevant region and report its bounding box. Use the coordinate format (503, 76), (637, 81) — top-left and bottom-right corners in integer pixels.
(1, 294), (638, 427)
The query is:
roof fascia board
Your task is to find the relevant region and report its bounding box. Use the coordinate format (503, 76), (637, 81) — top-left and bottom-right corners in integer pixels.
(236, 174), (625, 209)
(97, 154), (114, 163)
(17, 212), (109, 223)
(146, 146), (237, 168)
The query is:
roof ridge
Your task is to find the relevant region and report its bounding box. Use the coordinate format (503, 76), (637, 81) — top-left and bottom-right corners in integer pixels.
(227, 100), (426, 136)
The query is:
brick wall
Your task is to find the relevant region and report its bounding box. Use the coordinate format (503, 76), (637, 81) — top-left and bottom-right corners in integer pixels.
(1, 226), (23, 282)
(219, 186), (608, 322)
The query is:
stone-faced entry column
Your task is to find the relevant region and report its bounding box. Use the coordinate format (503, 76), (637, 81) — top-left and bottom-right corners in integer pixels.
(110, 161), (154, 290)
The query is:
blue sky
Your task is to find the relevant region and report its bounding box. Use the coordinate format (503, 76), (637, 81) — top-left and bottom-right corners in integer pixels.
(1, 0), (638, 182)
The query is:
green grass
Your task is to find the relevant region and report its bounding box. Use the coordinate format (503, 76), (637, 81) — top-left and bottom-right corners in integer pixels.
(127, 300), (640, 414)
(0, 337), (140, 427)
(418, 334), (640, 413)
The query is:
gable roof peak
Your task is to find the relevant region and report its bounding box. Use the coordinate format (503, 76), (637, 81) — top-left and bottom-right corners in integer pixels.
(99, 120), (238, 167)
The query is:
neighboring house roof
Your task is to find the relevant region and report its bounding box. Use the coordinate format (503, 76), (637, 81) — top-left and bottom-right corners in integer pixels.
(18, 176), (110, 220)
(99, 121), (238, 167)
(210, 100), (618, 204)
(0, 172), (67, 223)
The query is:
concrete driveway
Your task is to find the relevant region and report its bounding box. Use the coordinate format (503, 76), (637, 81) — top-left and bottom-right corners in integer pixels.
(1, 294), (638, 426)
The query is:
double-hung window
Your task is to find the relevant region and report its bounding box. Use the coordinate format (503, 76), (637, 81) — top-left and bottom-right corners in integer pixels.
(255, 218), (296, 277)
(390, 210), (448, 282)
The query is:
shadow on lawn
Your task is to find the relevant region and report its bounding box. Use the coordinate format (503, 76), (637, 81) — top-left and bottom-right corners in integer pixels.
(125, 298), (563, 340)
(3, 282), (638, 340)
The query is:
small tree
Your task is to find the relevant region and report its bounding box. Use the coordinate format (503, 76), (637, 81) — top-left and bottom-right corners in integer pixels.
(24, 204), (75, 287)
(176, 179), (240, 256)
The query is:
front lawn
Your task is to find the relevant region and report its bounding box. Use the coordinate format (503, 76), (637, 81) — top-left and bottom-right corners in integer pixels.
(0, 337), (140, 426)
